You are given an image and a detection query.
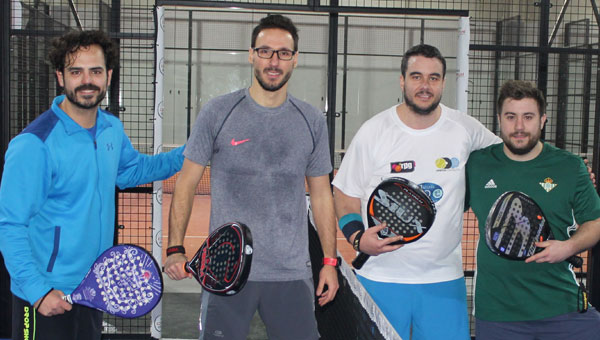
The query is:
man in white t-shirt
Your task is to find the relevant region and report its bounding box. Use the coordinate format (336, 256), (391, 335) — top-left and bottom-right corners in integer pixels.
(332, 44), (499, 340)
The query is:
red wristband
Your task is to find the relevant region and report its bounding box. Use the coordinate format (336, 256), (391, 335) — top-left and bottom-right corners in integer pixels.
(166, 245), (185, 256)
(323, 257), (339, 267)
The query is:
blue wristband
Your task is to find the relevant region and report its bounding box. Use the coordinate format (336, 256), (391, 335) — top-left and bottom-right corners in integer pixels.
(339, 213), (362, 230)
(339, 213), (365, 241)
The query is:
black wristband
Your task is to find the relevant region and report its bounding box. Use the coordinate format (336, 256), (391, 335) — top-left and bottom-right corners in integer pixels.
(342, 220), (365, 242)
(353, 229), (365, 251)
(166, 245), (185, 256)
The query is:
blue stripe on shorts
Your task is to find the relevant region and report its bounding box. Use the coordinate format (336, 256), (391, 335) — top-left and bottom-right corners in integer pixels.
(357, 275), (470, 340)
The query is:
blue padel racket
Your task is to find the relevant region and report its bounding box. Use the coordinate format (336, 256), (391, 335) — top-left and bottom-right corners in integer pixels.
(352, 177), (436, 269)
(485, 191), (583, 268)
(184, 222), (253, 296)
(63, 244), (163, 318)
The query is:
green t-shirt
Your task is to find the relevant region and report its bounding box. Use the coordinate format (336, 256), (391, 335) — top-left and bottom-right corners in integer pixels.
(466, 142), (600, 321)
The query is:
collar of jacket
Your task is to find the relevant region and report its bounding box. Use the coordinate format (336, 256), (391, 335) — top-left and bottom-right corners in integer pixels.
(51, 95), (113, 136)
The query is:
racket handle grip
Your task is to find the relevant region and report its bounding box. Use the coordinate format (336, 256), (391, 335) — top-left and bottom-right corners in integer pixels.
(352, 253), (370, 270)
(567, 255), (583, 268)
(182, 262), (191, 273)
(62, 294), (73, 304)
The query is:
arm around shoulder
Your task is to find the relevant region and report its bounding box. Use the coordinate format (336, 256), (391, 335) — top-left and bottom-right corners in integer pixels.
(116, 140), (185, 189)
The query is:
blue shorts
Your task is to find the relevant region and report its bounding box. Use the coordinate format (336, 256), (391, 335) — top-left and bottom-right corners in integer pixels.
(357, 275), (470, 340)
(475, 307), (600, 340)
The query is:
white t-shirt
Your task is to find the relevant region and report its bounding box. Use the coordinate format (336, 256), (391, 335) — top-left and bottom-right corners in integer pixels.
(332, 104), (499, 284)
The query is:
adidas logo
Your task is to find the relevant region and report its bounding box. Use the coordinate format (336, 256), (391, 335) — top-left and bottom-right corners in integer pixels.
(484, 179), (497, 189)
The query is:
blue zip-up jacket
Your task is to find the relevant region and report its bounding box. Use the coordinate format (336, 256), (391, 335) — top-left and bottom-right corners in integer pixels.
(0, 95), (184, 304)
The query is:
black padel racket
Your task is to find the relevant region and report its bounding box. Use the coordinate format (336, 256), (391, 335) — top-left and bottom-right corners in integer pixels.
(485, 191), (583, 268)
(352, 177), (436, 269)
(184, 222), (253, 296)
(63, 244), (163, 318)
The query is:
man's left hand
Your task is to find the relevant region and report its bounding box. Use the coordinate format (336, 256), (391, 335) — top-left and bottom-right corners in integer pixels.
(316, 264), (339, 306)
(525, 240), (574, 264)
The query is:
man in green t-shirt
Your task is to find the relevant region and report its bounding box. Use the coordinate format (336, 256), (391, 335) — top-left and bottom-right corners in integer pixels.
(466, 80), (600, 339)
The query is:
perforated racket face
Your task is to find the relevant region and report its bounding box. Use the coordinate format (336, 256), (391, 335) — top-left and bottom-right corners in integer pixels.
(367, 177), (436, 244)
(188, 222), (253, 296)
(485, 191), (548, 260)
(70, 244), (163, 318)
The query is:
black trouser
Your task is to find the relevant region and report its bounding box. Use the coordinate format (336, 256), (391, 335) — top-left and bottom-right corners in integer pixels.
(12, 294), (102, 340)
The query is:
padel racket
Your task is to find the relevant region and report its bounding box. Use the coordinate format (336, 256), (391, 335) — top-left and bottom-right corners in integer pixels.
(184, 222), (253, 296)
(485, 191), (583, 268)
(63, 244), (162, 318)
(352, 177), (436, 269)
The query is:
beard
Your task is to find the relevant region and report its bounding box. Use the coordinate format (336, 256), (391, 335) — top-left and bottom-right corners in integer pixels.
(403, 90), (442, 116)
(255, 67), (292, 92)
(64, 84), (106, 110)
(500, 130), (541, 155)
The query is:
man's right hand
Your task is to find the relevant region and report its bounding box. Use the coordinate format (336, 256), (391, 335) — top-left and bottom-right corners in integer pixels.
(163, 253), (191, 280)
(34, 290), (72, 317)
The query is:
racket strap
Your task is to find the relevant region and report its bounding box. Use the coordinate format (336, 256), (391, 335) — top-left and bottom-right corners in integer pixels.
(577, 266), (588, 313)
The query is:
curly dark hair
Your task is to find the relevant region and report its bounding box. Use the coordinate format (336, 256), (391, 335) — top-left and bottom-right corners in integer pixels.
(400, 44), (446, 78)
(48, 30), (119, 72)
(251, 14), (299, 51)
(497, 80), (546, 115)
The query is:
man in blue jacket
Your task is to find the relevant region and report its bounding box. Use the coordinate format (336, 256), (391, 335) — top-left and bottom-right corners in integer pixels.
(0, 30), (184, 340)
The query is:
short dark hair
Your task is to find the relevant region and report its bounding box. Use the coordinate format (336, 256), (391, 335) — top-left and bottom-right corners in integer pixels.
(400, 44), (446, 78)
(49, 30), (119, 72)
(251, 14), (299, 51)
(497, 80), (546, 116)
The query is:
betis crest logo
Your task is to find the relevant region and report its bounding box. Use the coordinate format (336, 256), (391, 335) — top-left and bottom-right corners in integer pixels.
(539, 177), (557, 192)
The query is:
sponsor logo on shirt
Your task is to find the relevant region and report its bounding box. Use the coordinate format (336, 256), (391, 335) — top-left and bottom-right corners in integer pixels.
(231, 138), (250, 146)
(390, 160), (415, 173)
(540, 177), (557, 192)
(419, 182), (443, 203)
(435, 157), (460, 171)
(484, 179), (497, 189)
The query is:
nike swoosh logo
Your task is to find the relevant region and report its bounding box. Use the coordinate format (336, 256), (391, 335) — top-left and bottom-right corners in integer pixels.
(231, 138), (250, 146)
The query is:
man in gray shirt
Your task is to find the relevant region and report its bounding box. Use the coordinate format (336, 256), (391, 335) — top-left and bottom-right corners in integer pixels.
(163, 14), (339, 340)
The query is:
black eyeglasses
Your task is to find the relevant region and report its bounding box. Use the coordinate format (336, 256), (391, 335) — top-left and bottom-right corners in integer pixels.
(253, 48), (296, 61)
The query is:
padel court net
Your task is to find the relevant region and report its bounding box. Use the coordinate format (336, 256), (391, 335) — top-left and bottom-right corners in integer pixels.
(307, 204), (401, 340)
